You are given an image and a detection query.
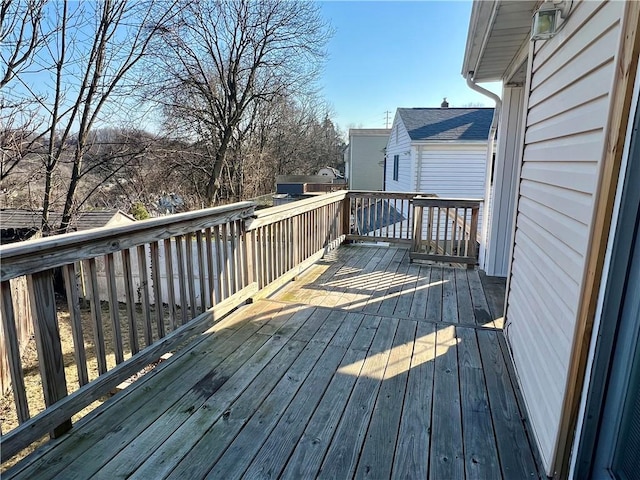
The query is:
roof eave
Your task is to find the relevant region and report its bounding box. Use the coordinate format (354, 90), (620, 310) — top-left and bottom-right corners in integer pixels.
(462, 0), (538, 83)
(461, 0), (498, 80)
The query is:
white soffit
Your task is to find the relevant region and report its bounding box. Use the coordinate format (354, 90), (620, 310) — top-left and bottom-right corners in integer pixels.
(463, 0), (538, 82)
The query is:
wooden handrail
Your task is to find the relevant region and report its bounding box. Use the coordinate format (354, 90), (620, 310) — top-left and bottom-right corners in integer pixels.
(1, 202), (256, 281)
(246, 190), (346, 230)
(347, 190), (436, 200)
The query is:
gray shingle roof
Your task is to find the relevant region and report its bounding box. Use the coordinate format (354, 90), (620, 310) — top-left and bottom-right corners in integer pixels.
(397, 108), (494, 141)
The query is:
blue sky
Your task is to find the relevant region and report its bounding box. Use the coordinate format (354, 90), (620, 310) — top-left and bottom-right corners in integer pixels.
(317, 1), (501, 130)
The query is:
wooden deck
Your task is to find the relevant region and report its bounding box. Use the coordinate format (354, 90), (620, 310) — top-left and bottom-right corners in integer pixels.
(4, 245), (542, 479)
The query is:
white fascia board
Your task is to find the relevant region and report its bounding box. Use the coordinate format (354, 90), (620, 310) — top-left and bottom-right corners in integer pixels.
(462, 0), (498, 78)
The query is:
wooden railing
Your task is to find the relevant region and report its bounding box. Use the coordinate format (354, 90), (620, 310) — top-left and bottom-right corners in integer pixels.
(0, 203), (258, 461)
(0, 189), (481, 462)
(410, 197), (482, 267)
(344, 191), (436, 244)
(245, 191), (347, 298)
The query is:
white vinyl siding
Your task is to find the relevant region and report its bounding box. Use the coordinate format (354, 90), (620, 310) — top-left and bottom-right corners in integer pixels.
(417, 145), (486, 196)
(505, 0), (624, 473)
(417, 144), (487, 239)
(385, 119), (413, 193)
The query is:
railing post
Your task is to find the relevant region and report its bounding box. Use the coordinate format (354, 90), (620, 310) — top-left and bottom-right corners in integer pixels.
(27, 270), (72, 438)
(411, 202), (423, 261)
(1, 281), (30, 423)
(244, 227), (256, 289)
(341, 195), (351, 242)
(468, 204), (480, 269)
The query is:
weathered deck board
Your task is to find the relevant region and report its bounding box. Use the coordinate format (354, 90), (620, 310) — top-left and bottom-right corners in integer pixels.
(354, 319), (416, 479)
(480, 270), (507, 329)
(458, 327), (502, 479)
(477, 328), (539, 478)
(468, 269), (495, 328)
(4, 246), (542, 480)
(455, 268), (476, 325)
(362, 248), (406, 314)
(317, 316), (399, 479)
(430, 325), (464, 479)
(391, 321), (436, 478)
(279, 315), (381, 480)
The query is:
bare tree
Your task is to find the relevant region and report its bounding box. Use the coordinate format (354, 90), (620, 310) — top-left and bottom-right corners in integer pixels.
(156, 0), (331, 205)
(0, 0), (48, 89)
(1, 0), (176, 232)
(1, 0), (50, 183)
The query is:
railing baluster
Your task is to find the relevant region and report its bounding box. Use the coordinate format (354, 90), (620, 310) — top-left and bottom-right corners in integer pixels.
(236, 220), (246, 290)
(463, 207), (469, 256)
(215, 225), (227, 300)
(273, 220), (281, 280)
(184, 233), (198, 316)
(230, 221), (239, 293)
(27, 271), (72, 437)
(244, 228), (255, 287)
(410, 199), (415, 240)
(122, 248), (140, 354)
(104, 254), (124, 364)
(137, 245), (153, 347)
(436, 207), (443, 253)
(214, 225), (224, 302)
(443, 208), (450, 255)
(451, 210), (458, 255)
(205, 228), (217, 305)
(1, 281), (30, 423)
(284, 218), (291, 271)
(392, 198), (397, 239)
(85, 258), (107, 375)
(196, 231), (208, 309)
(468, 205), (480, 269)
(150, 242), (165, 339)
(411, 203), (423, 256)
(62, 264), (89, 386)
(174, 235), (189, 325)
(163, 239), (177, 332)
(424, 206), (431, 253)
(399, 199), (405, 239)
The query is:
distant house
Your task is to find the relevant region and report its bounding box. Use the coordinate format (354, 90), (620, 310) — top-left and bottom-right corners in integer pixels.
(0, 209), (136, 243)
(344, 129), (390, 191)
(316, 166), (344, 180)
(463, 1), (639, 478)
(385, 106), (493, 195)
(385, 106), (494, 240)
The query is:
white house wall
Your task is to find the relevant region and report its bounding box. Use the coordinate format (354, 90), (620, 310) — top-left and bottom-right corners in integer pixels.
(417, 143), (487, 239)
(384, 119), (414, 193)
(505, 0), (625, 473)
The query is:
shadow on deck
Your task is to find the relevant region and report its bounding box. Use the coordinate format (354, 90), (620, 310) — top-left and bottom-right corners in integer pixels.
(4, 245), (543, 480)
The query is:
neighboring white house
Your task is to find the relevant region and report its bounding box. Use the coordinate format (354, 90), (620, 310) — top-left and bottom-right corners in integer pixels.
(384, 106), (494, 241)
(463, 1), (639, 478)
(344, 128), (390, 191)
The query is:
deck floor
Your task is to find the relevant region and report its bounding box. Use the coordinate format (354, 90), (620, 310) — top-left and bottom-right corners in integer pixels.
(5, 245), (542, 479)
